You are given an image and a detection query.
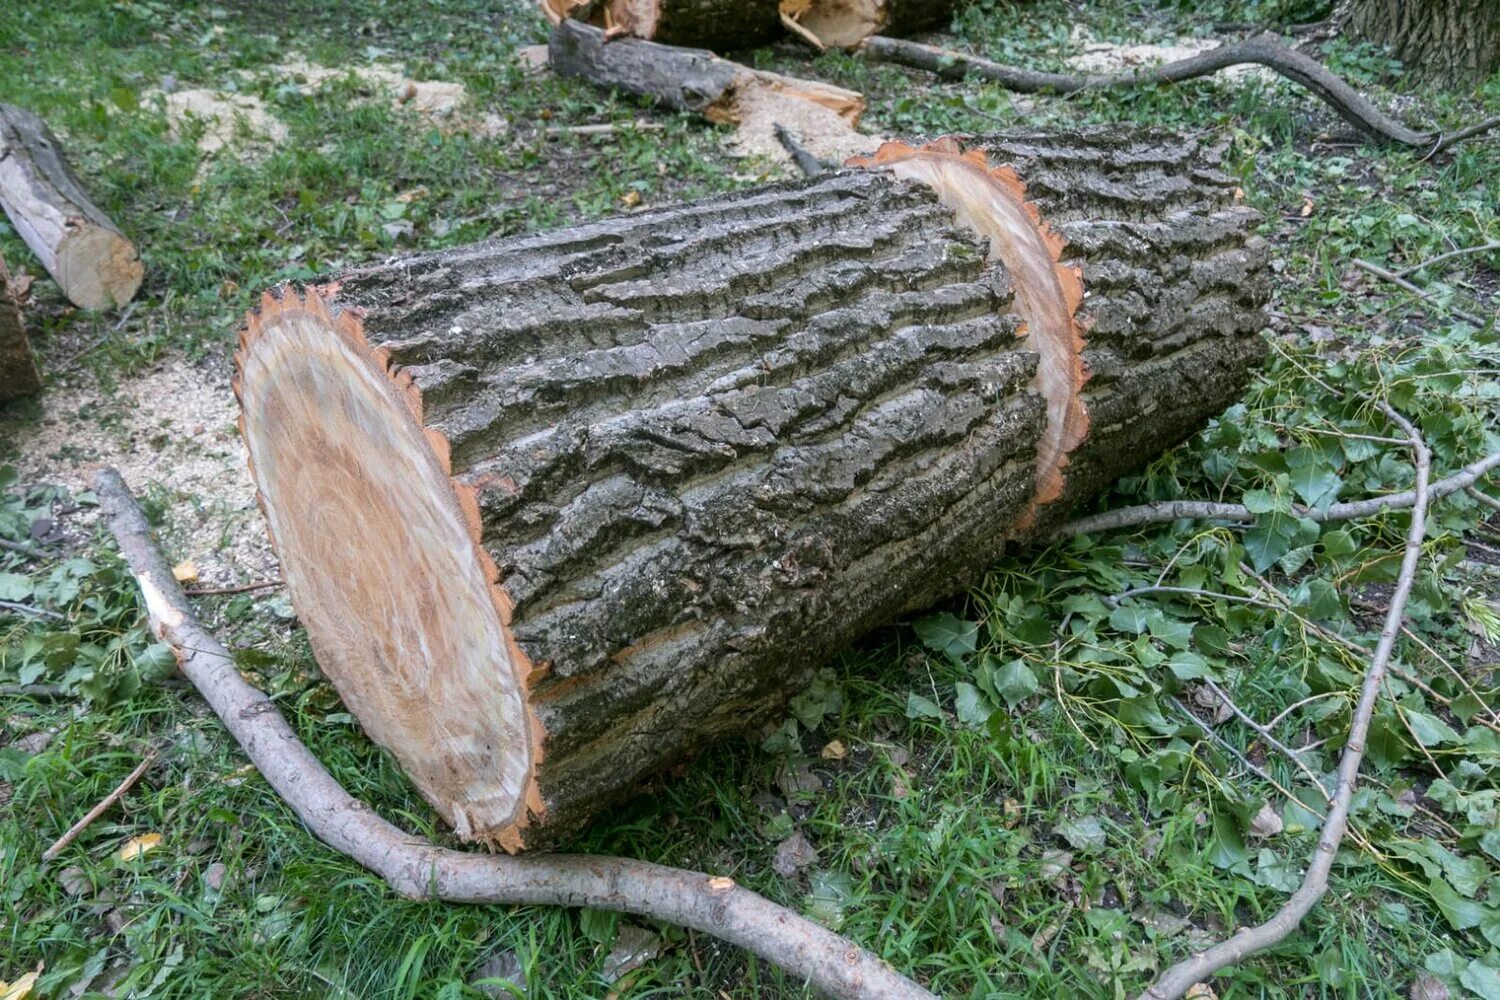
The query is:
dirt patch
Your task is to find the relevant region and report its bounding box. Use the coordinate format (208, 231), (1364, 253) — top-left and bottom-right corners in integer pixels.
(1067, 28), (1268, 81)
(1, 358), (277, 590)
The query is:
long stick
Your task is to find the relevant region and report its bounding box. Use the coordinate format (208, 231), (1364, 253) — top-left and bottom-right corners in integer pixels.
(42, 751), (157, 861)
(1054, 450), (1498, 539)
(1141, 401), (1431, 999)
(861, 33), (1500, 154)
(1353, 258), (1485, 327)
(91, 467), (931, 1000)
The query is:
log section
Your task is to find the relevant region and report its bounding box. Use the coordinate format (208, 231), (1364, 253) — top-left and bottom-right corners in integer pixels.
(0, 105), (142, 311)
(235, 130), (1268, 850)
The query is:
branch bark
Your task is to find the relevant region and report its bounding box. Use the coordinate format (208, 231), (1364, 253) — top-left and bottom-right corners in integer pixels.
(91, 466), (932, 1000)
(861, 32), (1500, 153)
(1054, 450), (1499, 538)
(1141, 401), (1432, 999)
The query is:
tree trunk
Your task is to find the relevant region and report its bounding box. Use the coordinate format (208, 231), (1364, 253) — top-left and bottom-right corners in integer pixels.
(234, 129), (1268, 850)
(1339, 0), (1500, 85)
(0, 105), (143, 311)
(542, 0), (784, 51)
(782, 0), (956, 50)
(0, 253), (38, 401)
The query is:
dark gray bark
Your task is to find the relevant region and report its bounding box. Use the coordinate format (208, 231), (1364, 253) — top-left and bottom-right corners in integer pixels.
(0, 253), (38, 401)
(242, 129), (1268, 843)
(549, 19), (739, 117)
(1340, 0), (1500, 85)
(0, 105), (142, 310)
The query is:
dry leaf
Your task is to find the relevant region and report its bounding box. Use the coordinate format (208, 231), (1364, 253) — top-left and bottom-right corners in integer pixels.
(1410, 972), (1450, 1000)
(1248, 801), (1284, 839)
(820, 739), (846, 760)
(1185, 985), (1218, 1000)
(619, 190), (642, 209)
(172, 560), (198, 583)
(116, 832), (163, 861)
(1299, 196), (1314, 218)
(1, 965), (42, 1000)
(773, 830), (818, 877)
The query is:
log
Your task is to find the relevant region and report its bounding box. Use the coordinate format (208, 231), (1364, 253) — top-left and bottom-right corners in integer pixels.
(542, 0), (784, 51)
(548, 20), (864, 127)
(781, 0), (956, 49)
(0, 252), (39, 401)
(0, 105), (143, 311)
(234, 129), (1269, 850)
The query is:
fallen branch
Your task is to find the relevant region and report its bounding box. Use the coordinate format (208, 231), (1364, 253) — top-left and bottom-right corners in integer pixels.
(1394, 241), (1500, 278)
(0, 599), (64, 620)
(861, 33), (1500, 154)
(1353, 258), (1486, 327)
(1054, 450), (1499, 538)
(1142, 401), (1432, 1000)
(42, 751), (157, 861)
(0, 537), (50, 561)
(183, 578), (283, 597)
(92, 467), (931, 1000)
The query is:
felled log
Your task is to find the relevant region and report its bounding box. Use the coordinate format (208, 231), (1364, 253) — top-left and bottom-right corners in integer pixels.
(781, 0), (956, 49)
(542, 0), (784, 51)
(235, 129), (1268, 850)
(0, 253), (39, 400)
(0, 105), (143, 311)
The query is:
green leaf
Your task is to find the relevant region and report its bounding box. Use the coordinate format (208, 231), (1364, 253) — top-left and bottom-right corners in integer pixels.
(912, 613), (978, 660)
(1056, 815), (1106, 853)
(905, 692), (943, 720)
(1461, 960), (1500, 1000)
(0, 572), (32, 601)
(1206, 811), (1248, 869)
(1320, 527), (1357, 557)
(1166, 651), (1211, 681)
(1242, 489), (1283, 514)
(991, 659), (1039, 709)
(1108, 604), (1150, 634)
(1288, 447), (1342, 510)
(1404, 709), (1460, 747)
(1427, 876), (1487, 930)
(954, 682), (992, 726)
(1147, 612), (1193, 650)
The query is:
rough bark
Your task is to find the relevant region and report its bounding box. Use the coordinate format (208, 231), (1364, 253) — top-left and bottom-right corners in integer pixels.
(541, 0), (784, 51)
(0, 253), (39, 401)
(548, 20), (864, 126)
(0, 105), (142, 311)
(234, 129), (1268, 850)
(1339, 0), (1500, 86)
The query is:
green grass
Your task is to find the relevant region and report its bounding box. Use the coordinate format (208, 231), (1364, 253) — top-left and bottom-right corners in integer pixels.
(4, 0), (1500, 997)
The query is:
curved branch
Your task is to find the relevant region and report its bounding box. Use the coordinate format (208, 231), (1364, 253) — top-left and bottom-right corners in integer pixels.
(861, 33), (1500, 152)
(1140, 402), (1431, 999)
(92, 467), (932, 1000)
(1053, 450), (1500, 539)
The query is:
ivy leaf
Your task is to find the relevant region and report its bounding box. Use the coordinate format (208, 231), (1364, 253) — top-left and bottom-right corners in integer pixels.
(912, 613), (978, 660)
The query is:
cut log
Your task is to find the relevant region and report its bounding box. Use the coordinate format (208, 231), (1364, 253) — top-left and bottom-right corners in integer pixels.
(781, 0), (956, 50)
(542, 0), (784, 50)
(0, 252), (39, 401)
(235, 129), (1269, 850)
(0, 105), (143, 311)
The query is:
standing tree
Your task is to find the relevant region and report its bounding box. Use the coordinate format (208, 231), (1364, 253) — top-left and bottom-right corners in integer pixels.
(1337, 0), (1500, 85)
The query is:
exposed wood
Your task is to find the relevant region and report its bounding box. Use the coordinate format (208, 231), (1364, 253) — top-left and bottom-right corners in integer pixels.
(781, 0), (956, 50)
(93, 467), (934, 1000)
(0, 105), (143, 310)
(1338, 0), (1500, 85)
(861, 32), (1500, 154)
(235, 129), (1269, 850)
(0, 252), (39, 401)
(541, 0), (783, 51)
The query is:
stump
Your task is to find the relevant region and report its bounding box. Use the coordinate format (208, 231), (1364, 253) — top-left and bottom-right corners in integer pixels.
(0, 105), (143, 311)
(235, 130), (1269, 850)
(0, 253), (39, 401)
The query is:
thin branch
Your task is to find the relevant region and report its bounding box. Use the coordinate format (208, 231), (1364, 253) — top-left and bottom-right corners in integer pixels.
(861, 33), (1500, 153)
(1393, 241), (1500, 278)
(1054, 450), (1499, 539)
(1466, 486), (1500, 515)
(0, 599), (65, 621)
(42, 751), (157, 861)
(1352, 258), (1485, 327)
(0, 683), (69, 698)
(0, 537), (50, 561)
(1143, 401), (1432, 1000)
(1201, 679), (1330, 799)
(773, 123), (829, 178)
(91, 467), (931, 1000)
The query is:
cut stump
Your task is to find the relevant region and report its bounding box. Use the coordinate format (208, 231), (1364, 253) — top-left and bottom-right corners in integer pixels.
(236, 130), (1269, 850)
(0, 104), (142, 311)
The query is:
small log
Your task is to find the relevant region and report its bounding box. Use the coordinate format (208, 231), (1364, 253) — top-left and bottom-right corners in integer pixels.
(0, 253), (39, 400)
(235, 129), (1269, 850)
(781, 0), (956, 50)
(548, 20), (864, 126)
(0, 105), (143, 311)
(541, 0), (784, 50)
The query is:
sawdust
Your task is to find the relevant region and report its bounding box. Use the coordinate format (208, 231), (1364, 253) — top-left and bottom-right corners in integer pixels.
(1, 358), (278, 591)
(154, 90), (289, 154)
(274, 56), (507, 136)
(1067, 27), (1268, 81)
(728, 82), (880, 169)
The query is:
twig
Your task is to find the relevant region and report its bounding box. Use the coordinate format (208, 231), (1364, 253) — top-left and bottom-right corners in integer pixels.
(183, 579), (283, 597)
(0, 683), (69, 698)
(1352, 258), (1485, 327)
(42, 751), (157, 861)
(0, 599), (65, 621)
(0, 537), (49, 561)
(1466, 486), (1500, 514)
(1394, 241), (1500, 278)
(861, 33), (1500, 153)
(1054, 450), (1499, 539)
(91, 467), (931, 1000)
(544, 120), (665, 136)
(1202, 679), (1330, 799)
(1143, 401), (1431, 1000)
(773, 123), (829, 178)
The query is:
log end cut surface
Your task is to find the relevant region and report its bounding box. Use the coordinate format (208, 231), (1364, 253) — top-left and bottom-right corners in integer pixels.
(234, 288), (544, 851)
